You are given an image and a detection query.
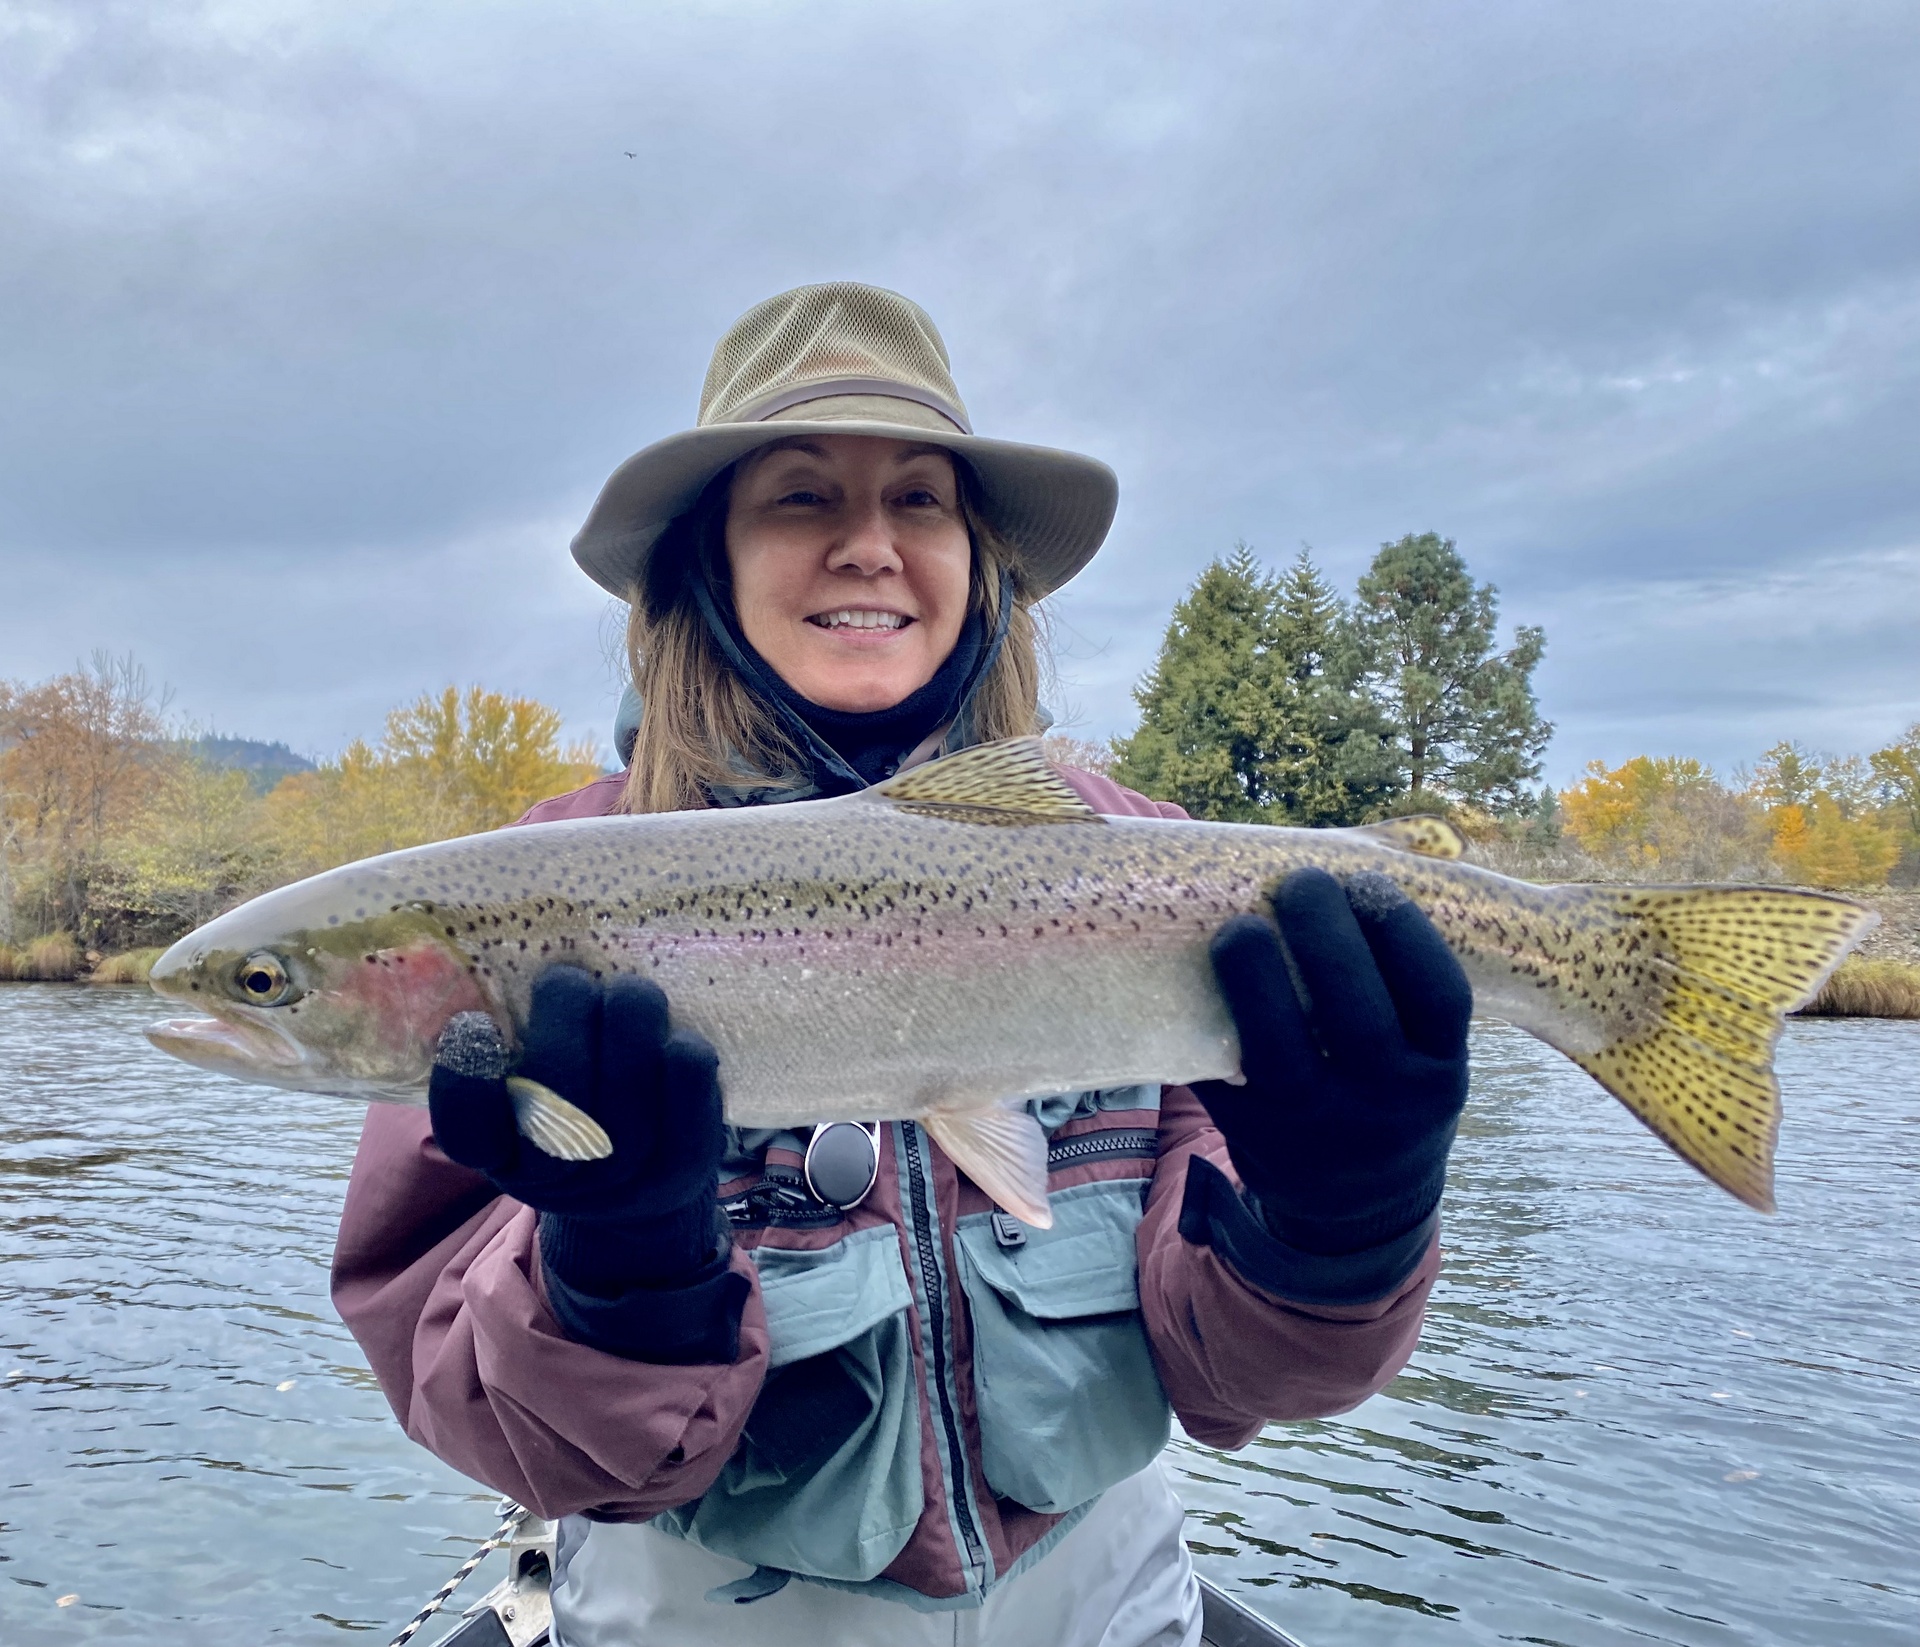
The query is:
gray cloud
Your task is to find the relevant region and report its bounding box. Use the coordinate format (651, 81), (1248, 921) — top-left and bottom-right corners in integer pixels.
(3, 0), (1916, 777)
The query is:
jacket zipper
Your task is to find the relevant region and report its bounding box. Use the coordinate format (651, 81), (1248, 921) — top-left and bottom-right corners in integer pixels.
(901, 1121), (987, 1582)
(1047, 1128), (1160, 1169)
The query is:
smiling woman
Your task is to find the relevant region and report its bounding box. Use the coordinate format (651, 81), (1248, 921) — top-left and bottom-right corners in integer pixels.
(725, 436), (973, 711)
(616, 430), (1046, 813)
(322, 282), (1470, 1647)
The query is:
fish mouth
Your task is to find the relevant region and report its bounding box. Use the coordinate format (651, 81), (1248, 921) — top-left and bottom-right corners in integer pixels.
(146, 1015), (307, 1081)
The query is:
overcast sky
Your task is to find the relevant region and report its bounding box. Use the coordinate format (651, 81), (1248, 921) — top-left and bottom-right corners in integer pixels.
(4, 0), (1917, 783)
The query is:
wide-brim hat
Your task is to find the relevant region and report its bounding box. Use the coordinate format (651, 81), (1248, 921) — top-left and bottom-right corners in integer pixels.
(570, 282), (1118, 601)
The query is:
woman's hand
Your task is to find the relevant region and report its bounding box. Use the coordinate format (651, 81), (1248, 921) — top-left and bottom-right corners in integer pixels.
(1195, 866), (1471, 1259)
(429, 967), (731, 1310)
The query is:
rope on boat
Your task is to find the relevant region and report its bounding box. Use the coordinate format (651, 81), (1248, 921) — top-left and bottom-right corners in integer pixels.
(385, 1499), (528, 1647)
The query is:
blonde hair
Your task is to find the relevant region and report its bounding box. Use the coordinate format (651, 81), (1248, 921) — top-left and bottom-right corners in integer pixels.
(619, 463), (1045, 814)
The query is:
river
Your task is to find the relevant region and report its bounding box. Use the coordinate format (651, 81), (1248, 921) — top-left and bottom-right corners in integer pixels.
(1, 987), (1914, 1645)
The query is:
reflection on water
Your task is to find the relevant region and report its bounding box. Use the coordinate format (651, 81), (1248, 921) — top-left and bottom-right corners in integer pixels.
(1178, 1018), (1920, 1647)
(2, 991), (1916, 1644)
(0, 986), (486, 1644)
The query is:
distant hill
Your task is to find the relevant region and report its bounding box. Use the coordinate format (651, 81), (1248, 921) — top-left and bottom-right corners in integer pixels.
(193, 736), (316, 793)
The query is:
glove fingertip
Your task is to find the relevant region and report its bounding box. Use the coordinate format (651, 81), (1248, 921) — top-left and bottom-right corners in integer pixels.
(435, 1011), (506, 1081)
(429, 1065), (519, 1174)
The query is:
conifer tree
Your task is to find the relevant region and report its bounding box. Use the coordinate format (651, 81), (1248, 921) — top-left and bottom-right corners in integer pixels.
(1111, 547), (1397, 825)
(1351, 533), (1550, 815)
(1266, 551), (1398, 825)
(1110, 547), (1289, 821)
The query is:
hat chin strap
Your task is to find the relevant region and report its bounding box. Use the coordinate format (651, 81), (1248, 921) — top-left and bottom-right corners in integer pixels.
(723, 376), (973, 435)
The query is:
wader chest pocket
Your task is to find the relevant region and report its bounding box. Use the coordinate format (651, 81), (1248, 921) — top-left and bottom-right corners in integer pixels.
(955, 1181), (1172, 1516)
(651, 1228), (923, 1584)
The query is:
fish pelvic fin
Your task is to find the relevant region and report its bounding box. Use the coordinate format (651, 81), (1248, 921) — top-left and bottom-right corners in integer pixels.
(1341, 816), (1467, 859)
(868, 737), (1103, 827)
(1566, 886), (1877, 1213)
(924, 1103), (1054, 1228)
(505, 1076), (614, 1162)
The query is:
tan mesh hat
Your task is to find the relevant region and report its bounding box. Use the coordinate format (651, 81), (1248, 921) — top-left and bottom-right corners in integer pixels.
(570, 282), (1118, 600)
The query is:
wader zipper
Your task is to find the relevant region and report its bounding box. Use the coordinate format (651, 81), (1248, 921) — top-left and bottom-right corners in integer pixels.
(901, 1121), (986, 1580)
(1047, 1127), (1160, 1169)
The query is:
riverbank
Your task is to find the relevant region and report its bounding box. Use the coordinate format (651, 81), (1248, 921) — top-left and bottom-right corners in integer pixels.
(0, 940), (161, 984)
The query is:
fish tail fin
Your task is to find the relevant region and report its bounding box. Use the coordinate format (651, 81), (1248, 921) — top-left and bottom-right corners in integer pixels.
(1567, 886), (1876, 1212)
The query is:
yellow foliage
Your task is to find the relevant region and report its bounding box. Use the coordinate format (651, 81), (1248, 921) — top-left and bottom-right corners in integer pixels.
(97, 755), (275, 932)
(1558, 756), (1760, 877)
(265, 687), (603, 878)
(1767, 797), (1898, 888)
(384, 686), (602, 830)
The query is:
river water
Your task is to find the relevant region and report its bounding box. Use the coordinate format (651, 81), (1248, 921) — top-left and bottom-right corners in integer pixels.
(1, 987), (1914, 1645)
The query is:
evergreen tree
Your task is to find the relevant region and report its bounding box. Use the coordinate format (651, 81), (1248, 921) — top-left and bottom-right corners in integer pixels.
(1265, 552), (1399, 825)
(1111, 547), (1397, 825)
(1351, 533), (1550, 815)
(1110, 547), (1290, 821)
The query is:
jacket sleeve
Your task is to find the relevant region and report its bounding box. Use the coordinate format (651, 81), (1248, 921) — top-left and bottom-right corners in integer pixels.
(331, 1104), (770, 1520)
(1136, 1084), (1438, 1449)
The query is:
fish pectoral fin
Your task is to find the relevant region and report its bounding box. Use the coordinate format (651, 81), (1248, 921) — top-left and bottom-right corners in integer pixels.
(1341, 816), (1467, 859)
(505, 1076), (614, 1162)
(924, 1104), (1053, 1229)
(867, 737), (1103, 827)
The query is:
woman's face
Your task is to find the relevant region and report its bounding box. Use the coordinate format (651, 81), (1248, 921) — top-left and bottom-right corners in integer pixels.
(724, 434), (973, 713)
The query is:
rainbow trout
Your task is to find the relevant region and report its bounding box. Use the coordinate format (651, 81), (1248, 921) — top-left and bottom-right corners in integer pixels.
(146, 739), (1874, 1224)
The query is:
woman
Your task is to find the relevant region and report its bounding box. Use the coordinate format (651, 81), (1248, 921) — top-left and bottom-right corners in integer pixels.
(333, 283), (1469, 1646)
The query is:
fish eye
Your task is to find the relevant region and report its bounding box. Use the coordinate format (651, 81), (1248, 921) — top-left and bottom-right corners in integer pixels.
(235, 951), (296, 1006)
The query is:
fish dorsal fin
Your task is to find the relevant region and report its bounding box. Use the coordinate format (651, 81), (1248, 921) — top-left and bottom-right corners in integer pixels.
(868, 737), (1102, 826)
(1346, 815), (1467, 859)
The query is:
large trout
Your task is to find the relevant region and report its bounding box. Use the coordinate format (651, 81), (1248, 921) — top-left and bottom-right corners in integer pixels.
(146, 738), (1874, 1224)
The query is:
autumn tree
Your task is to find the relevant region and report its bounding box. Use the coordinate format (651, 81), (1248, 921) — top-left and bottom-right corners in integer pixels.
(0, 655), (170, 940)
(94, 757), (277, 946)
(267, 686), (602, 875)
(1868, 724), (1920, 881)
(1351, 533), (1550, 815)
(1749, 742), (1899, 888)
(1560, 756), (1765, 879)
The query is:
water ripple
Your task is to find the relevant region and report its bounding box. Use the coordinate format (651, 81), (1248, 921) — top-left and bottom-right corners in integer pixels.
(1179, 1018), (1920, 1646)
(2, 990), (1916, 1643)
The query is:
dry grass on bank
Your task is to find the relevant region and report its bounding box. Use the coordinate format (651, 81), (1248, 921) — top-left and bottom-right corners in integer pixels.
(0, 932), (83, 981)
(89, 947), (164, 985)
(1796, 958), (1920, 1020)
(0, 936), (164, 983)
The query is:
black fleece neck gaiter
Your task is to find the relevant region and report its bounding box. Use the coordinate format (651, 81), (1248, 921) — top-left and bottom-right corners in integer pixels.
(753, 608), (986, 785)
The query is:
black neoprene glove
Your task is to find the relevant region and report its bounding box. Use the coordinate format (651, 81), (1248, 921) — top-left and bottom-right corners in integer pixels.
(1183, 866), (1472, 1305)
(429, 966), (746, 1363)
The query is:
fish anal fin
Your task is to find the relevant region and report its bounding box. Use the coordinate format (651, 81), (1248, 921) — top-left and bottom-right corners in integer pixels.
(506, 1076), (614, 1162)
(1345, 816), (1467, 859)
(924, 1104), (1054, 1228)
(1563, 886), (1876, 1213)
(870, 738), (1101, 827)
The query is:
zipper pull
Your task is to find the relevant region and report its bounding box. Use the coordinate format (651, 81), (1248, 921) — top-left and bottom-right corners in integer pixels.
(991, 1211), (1028, 1249)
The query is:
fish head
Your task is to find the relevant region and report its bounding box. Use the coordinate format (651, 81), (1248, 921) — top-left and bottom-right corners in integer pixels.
(145, 868), (493, 1103)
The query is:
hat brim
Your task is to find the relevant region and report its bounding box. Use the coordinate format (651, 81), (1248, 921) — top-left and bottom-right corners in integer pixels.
(570, 418), (1118, 601)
